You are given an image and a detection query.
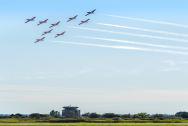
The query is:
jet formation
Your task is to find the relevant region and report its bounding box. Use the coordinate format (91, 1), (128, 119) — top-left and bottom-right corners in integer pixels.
(38, 19), (48, 26)
(25, 17), (36, 23)
(25, 9), (96, 43)
(55, 31), (66, 38)
(42, 29), (53, 36)
(35, 37), (45, 43)
(79, 19), (90, 25)
(49, 21), (61, 28)
(85, 9), (96, 16)
(67, 15), (78, 22)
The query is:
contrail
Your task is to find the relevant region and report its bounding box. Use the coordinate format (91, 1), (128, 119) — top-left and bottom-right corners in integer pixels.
(53, 41), (188, 56)
(105, 14), (188, 29)
(78, 36), (188, 51)
(54, 41), (147, 51)
(97, 23), (188, 38)
(72, 27), (188, 43)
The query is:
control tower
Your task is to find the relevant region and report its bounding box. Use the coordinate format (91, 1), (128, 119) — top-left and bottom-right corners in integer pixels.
(62, 106), (81, 118)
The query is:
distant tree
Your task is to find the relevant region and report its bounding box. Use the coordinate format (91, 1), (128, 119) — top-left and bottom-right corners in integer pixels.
(112, 117), (123, 122)
(88, 113), (101, 118)
(0, 114), (10, 119)
(175, 112), (188, 119)
(50, 110), (60, 118)
(121, 114), (132, 119)
(15, 113), (26, 118)
(102, 113), (120, 118)
(133, 113), (149, 119)
(29, 113), (48, 119)
(82, 113), (90, 118)
(10, 113), (26, 118)
(151, 114), (164, 120)
(81, 112), (100, 118)
(166, 114), (176, 119)
(150, 114), (174, 120)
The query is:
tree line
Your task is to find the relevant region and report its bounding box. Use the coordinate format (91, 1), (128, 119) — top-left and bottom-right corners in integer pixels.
(1, 111), (188, 120)
(81, 112), (188, 120)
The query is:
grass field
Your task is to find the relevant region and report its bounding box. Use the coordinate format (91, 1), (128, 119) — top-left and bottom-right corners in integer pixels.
(1, 123), (188, 126)
(1, 118), (188, 126)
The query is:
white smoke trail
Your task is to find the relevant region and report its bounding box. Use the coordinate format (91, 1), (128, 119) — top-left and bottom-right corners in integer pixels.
(53, 41), (188, 56)
(105, 14), (188, 28)
(97, 23), (188, 38)
(72, 27), (188, 43)
(78, 36), (188, 50)
(54, 41), (146, 51)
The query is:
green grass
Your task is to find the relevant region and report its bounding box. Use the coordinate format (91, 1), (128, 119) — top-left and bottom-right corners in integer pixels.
(1, 118), (188, 126)
(1, 123), (188, 126)
(1, 118), (188, 123)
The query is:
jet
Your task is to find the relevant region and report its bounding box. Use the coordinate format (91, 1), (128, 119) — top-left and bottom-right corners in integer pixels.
(25, 17), (36, 23)
(79, 19), (90, 25)
(35, 37), (45, 43)
(49, 21), (60, 28)
(67, 15), (78, 22)
(37, 19), (48, 26)
(55, 31), (66, 38)
(41, 29), (53, 36)
(85, 9), (96, 16)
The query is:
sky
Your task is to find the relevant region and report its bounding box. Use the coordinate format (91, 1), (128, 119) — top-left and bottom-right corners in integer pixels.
(0, 0), (188, 114)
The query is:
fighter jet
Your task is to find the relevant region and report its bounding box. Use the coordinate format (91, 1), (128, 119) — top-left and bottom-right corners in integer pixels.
(34, 37), (45, 43)
(49, 21), (60, 28)
(25, 17), (36, 23)
(67, 15), (78, 22)
(79, 19), (90, 25)
(37, 19), (48, 26)
(85, 9), (96, 16)
(41, 29), (53, 36)
(55, 31), (66, 38)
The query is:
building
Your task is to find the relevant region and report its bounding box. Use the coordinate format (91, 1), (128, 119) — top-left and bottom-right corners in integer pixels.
(62, 106), (81, 118)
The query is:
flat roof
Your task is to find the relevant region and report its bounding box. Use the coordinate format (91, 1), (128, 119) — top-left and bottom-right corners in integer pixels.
(63, 106), (79, 109)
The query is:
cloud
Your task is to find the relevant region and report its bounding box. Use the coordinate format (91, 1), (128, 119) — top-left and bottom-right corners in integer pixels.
(161, 59), (188, 72)
(162, 60), (177, 66)
(161, 60), (180, 72)
(180, 61), (188, 64)
(161, 67), (181, 72)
